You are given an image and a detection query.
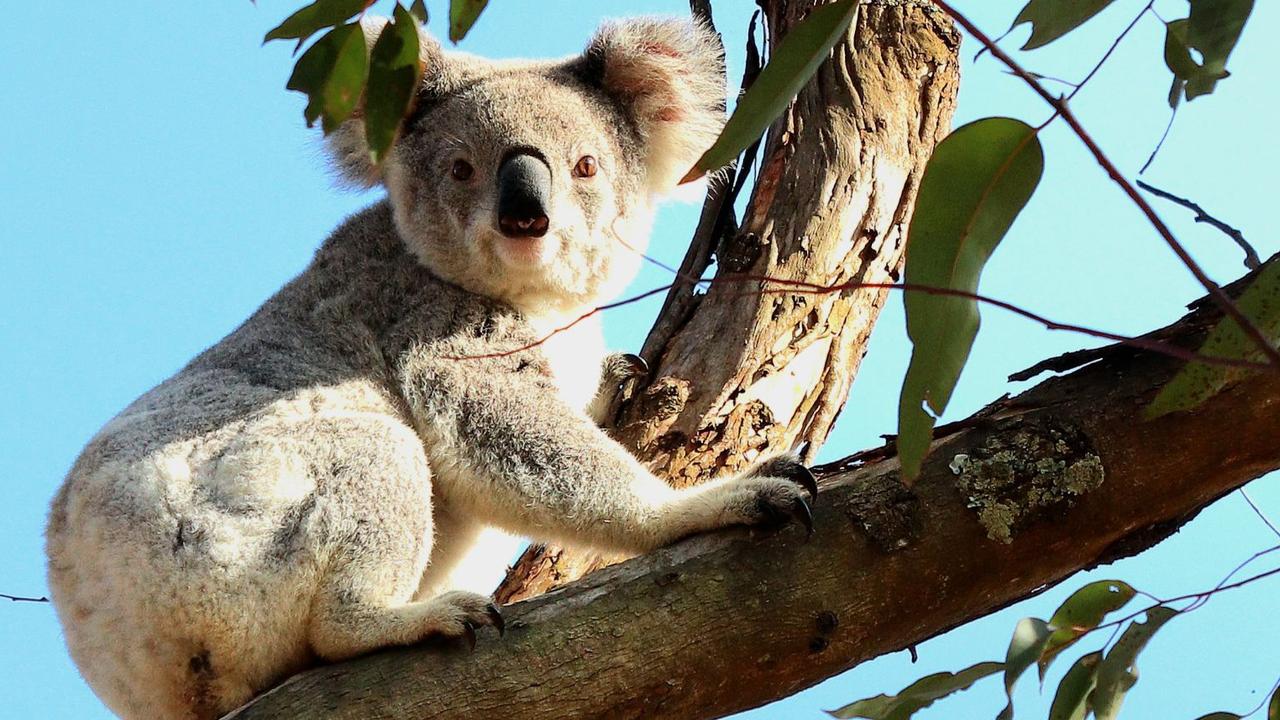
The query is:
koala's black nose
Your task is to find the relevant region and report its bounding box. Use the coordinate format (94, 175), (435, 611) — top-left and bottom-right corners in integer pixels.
(496, 153), (551, 239)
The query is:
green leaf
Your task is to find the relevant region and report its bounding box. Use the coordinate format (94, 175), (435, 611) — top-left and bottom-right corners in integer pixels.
(408, 0), (429, 24)
(1047, 652), (1102, 720)
(286, 22), (369, 133)
(1270, 683), (1280, 720)
(1192, 713), (1243, 720)
(998, 618), (1052, 720)
(265, 0), (369, 46)
(1039, 580), (1137, 681)
(449, 0), (489, 43)
(1146, 258), (1280, 418)
(365, 4), (423, 164)
(1010, 0), (1118, 50)
(1163, 0), (1254, 105)
(828, 661), (1004, 720)
(896, 118), (1044, 482)
(681, 0), (857, 183)
(1088, 607), (1178, 720)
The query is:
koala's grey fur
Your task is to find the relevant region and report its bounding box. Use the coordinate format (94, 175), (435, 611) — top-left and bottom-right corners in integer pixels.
(46, 16), (813, 720)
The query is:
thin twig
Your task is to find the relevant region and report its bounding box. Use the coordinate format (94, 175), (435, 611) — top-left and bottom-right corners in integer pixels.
(1137, 180), (1262, 270)
(1239, 489), (1280, 539)
(928, 0), (1280, 368)
(1064, 1), (1153, 103)
(1, 593), (49, 603)
(443, 274), (1270, 371)
(1139, 105), (1178, 174)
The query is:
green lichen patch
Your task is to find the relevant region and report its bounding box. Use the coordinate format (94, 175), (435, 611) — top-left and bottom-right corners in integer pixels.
(951, 420), (1104, 543)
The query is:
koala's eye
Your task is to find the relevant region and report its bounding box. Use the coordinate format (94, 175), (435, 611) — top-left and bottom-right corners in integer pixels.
(450, 159), (474, 182)
(572, 155), (598, 179)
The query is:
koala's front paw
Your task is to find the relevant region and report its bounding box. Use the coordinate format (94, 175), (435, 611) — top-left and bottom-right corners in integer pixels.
(424, 590), (505, 650)
(725, 476), (814, 538)
(741, 453), (818, 502)
(602, 352), (649, 387)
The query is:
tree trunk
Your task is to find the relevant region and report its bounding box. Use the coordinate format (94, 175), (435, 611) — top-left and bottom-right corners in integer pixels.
(227, 256), (1280, 720)
(496, 0), (962, 604)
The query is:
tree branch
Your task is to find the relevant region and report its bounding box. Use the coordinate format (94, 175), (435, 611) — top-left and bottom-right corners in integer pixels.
(228, 257), (1280, 720)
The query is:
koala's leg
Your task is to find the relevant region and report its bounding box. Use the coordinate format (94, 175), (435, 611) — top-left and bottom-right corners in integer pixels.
(585, 352), (648, 425)
(406, 363), (815, 555)
(306, 419), (504, 661)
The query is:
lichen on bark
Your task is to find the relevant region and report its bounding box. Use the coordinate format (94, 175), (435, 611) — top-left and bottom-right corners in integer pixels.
(950, 419), (1104, 543)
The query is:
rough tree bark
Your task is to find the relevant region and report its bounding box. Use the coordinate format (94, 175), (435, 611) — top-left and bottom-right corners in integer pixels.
(228, 257), (1280, 720)
(496, 0), (962, 603)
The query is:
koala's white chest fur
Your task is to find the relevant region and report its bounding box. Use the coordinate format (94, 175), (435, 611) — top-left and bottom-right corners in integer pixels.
(528, 311), (608, 413)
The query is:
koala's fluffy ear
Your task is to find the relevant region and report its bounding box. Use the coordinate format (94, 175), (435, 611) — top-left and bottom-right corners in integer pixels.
(326, 16), (456, 189)
(582, 17), (726, 196)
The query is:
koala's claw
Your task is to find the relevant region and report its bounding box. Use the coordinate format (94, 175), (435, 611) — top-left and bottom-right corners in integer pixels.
(461, 621), (478, 651)
(754, 492), (815, 539)
(750, 455), (819, 503)
(487, 603), (506, 637)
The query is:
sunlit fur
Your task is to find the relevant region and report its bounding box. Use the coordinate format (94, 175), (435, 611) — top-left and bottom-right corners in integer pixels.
(46, 17), (808, 720)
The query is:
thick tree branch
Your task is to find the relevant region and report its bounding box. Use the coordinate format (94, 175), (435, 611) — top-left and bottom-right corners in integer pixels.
(228, 258), (1280, 720)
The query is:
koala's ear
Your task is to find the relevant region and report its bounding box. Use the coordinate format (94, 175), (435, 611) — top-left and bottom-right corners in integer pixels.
(580, 17), (726, 196)
(326, 16), (456, 189)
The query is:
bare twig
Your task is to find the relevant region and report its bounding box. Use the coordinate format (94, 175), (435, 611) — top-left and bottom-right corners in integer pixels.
(1139, 106), (1178, 174)
(1240, 488), (1280, 539)
(1064, 1), (1154, 103)
(928, 0), (1280, 368)
(1, 593), (49, 603)
(1137, 180), (1262, 270)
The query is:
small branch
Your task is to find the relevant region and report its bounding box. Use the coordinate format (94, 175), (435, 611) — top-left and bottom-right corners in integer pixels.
(1063, 1), (1153, 103)
(1, 593), (49, 603)
(1239, 489), (1280, 539)
(1137, 180), (1262, 270)
(928, 0), (1280, 368)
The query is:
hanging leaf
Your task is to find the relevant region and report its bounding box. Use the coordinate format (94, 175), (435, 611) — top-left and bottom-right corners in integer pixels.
(365, 4), (424, 164)
(1009, 0), (1118, 50)
(998, 618), (1052, 720)
(1039, 580), (1136, 681)
(1270, 683), (1280, 720)
(408, 0), (429, 24)
(265, 0), (371, 47)
(1088, 607), (1179, 720)
(449, 0), (489, 43)
(1163, 0), (1255, 105)
(680, 0), (857, 183)
(1047, 652), (1102, 720)
(286, 22), (369, 133)
(1146, 258), (1280, 419)
(897, 118), (1044, 482)
(828, 661), (1004, 720)
(1192, 713), (1243, 720)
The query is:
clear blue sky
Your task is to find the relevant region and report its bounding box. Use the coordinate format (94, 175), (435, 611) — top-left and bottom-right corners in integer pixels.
(2, 1), (1276, 717)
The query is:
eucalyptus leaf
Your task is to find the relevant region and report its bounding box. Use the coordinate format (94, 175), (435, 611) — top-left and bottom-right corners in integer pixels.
(897, 118), (1044, 482)
(1010, 0), (1118, 50)
(998, 618), (1052, 720)
(1047, 652), (1102, 720)
(1270, 683), (1280, 720)
(1147, 258), (1280, 418)
(365, 4), (423, 163)
(1192, 713), (1243, 720)
(286, 22), (369, 133)
(681, 0), (857, 183)
(409, 0), (429, 24)
(1163, 0), (1254, 105)
(449, 0), (489, 43)
(265, 0), (369, 46)
(1088, 607), (1179, 720)
(1039, 580), (1136, 681)
(828, 661), (1004, 720)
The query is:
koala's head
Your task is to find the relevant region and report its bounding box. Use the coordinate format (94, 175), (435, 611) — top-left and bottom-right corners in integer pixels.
(328, 17), (725, 316)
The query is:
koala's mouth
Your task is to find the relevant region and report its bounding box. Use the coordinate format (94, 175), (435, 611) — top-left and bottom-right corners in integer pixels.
(495, 234), (556, 267)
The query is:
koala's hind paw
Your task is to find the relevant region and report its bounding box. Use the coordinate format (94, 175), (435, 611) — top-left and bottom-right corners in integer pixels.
(742, 453), (818, 502)
(426, 591), (505, 650)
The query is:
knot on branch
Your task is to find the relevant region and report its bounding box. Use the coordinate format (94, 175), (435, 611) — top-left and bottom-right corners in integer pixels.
(950, 419), (1104, 543)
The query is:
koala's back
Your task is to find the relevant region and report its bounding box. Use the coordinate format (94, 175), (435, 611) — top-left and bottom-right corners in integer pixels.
(44, 204), (506, 718)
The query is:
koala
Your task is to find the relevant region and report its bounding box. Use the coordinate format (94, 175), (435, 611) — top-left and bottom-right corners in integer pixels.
(45, 16), (816, 720)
